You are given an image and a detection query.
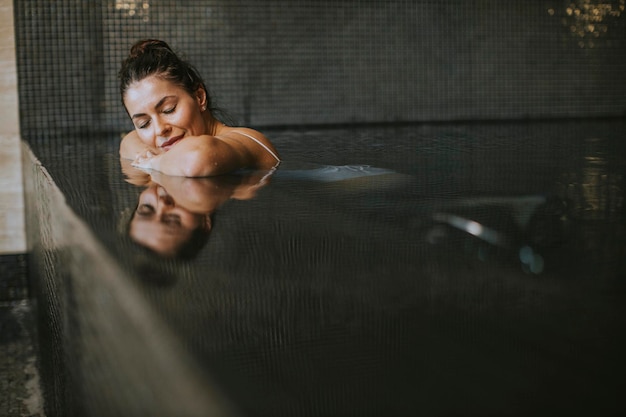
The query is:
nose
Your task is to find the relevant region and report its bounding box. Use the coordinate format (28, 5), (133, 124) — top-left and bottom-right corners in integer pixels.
(156, 188), (175, 207)
(154, 116), (171, 137)
(153, 195), (175, 218)
(155, 195), (181, 225)
(150, 188), (174, 214)
(158, 193), (175, 206)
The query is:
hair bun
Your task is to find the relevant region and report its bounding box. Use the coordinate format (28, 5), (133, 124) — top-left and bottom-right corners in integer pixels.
(129, 39), (174, 59)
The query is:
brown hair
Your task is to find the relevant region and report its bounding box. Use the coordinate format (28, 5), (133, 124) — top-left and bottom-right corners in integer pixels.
(119, 39), (211, 109)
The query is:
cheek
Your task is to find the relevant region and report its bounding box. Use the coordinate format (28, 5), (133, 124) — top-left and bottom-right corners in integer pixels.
(137, 129), (155, 146)
(178, 105), (205, 134)
(181, 114), (197, 131)
(177, 211), (203, 229)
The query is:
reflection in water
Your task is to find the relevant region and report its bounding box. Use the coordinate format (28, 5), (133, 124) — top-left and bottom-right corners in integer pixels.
(121, 155), (574, 273)
(429, 195), (569, 274)
(130, 185), (211, 259)
(121, 159), (274, 259)
(559, 137), (623, 220)
(549, 0), (625, 48)
(556, 136), (625, 267)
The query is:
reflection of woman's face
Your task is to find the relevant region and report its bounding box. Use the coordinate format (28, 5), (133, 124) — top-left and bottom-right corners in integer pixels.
(129, 186), (209, 257)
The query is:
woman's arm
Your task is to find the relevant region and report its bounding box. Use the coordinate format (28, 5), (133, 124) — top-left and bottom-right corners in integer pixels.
(132, 135), (252, 177)
(119, 131), (155, 160)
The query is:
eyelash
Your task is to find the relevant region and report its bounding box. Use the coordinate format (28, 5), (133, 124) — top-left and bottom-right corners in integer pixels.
(136, 106), (176, 129)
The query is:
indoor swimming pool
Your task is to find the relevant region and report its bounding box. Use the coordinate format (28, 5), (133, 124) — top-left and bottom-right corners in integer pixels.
(24, 119), (626, 416)
(8, 0), (626, 415)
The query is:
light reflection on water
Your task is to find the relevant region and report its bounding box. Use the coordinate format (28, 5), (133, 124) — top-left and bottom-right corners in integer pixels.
(558, 136), (624, 220)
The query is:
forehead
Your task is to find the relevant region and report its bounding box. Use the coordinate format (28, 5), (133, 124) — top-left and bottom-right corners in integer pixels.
(123, 75), (187, 108)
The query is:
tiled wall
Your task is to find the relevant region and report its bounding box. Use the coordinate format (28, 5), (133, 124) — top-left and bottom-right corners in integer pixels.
(14, 0), (626, 139)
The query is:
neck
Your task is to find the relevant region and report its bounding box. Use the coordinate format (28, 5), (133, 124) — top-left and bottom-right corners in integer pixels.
(204, 114), (225, 136)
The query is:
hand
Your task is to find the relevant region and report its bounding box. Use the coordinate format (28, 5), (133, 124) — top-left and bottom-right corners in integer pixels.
(132, 149), (161, 170)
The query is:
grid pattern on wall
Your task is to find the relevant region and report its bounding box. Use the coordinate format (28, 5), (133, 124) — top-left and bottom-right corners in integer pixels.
(14, 0), (626, 138)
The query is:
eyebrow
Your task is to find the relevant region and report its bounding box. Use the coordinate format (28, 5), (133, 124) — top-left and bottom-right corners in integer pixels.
(131, 95), (176, 119)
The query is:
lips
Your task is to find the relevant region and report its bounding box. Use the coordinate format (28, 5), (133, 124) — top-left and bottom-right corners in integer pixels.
(160, 135), (183, 149)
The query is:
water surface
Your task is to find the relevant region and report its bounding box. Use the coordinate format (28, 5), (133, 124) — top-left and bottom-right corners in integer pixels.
(27, 120), (626, 416)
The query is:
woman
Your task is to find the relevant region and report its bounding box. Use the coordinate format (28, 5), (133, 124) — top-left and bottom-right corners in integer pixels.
(119, 39), (280, 177)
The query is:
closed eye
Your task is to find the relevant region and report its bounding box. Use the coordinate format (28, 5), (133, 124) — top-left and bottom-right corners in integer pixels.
(136, 204), (155, 216)
(163, 105), (176, 114)
(136, 119), (150, 129)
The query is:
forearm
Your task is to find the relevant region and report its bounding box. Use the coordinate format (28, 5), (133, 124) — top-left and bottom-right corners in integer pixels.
(148, 136), (248, 177)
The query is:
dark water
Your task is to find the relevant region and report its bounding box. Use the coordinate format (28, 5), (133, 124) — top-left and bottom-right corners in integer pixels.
(28, 120), (626, 416)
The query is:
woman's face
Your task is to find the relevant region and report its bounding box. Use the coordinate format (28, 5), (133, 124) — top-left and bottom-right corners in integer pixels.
(130, 185), (209, 257)
(123, 75), (207, 150)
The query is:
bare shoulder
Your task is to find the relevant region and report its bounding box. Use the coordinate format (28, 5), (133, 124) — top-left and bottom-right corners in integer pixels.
(220, 127), (273, 147)
(218, 127), (280, 166)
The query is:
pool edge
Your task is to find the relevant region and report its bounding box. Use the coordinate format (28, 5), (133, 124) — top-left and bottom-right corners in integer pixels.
(21, 140), (238, 417)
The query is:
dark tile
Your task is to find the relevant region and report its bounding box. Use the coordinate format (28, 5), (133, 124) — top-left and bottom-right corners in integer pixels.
(0, 254), (28, 301)
(0, 300), (43, 417)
